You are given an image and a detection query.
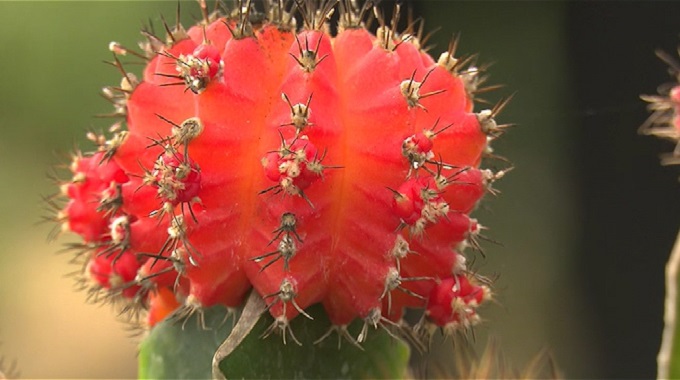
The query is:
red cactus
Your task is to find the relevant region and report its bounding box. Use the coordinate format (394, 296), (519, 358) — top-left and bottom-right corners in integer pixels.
(53, 1), (509, 340)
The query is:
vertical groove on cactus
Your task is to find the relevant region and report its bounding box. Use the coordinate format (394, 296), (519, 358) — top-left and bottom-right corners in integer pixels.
(48, 0), (510, 352)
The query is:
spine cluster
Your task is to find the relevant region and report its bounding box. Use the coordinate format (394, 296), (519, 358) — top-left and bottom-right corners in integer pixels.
(642, 49), (680, 165)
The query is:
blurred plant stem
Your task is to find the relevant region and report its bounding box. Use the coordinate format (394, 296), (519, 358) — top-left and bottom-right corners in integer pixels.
(659, 231), (680, 379)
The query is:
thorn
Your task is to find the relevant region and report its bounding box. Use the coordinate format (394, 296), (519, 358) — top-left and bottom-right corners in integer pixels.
(252, 234), (297, 272)
(381, 267), (430, 316)
(160, 13), (176, 44)
(198, 0), (210, 25)
(314, 325), (364, 350)
(262, 316), (302, 345)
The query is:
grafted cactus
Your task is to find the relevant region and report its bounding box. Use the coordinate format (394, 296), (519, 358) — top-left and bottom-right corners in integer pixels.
(49, 1), (511, 378)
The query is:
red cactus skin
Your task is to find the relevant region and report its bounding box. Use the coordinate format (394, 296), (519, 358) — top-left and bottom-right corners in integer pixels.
(147, 287), (182, 327)
(54, 1), (509, 340)
(88, 248), (142, 299)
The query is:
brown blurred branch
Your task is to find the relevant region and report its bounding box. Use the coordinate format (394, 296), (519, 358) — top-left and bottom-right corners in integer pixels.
(659, 230), (680, 379)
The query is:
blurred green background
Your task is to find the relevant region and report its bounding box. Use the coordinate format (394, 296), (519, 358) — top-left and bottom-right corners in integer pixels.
(0, 1), (678, 378)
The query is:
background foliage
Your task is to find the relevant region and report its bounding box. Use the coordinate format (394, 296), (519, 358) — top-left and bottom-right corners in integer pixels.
(0, 1), (677, 378)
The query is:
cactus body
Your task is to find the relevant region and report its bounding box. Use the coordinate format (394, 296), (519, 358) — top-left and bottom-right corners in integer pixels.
(53, 1), (505, 340)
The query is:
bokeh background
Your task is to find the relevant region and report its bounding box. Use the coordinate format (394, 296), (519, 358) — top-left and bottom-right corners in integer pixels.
(0, 1), (678, 378)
